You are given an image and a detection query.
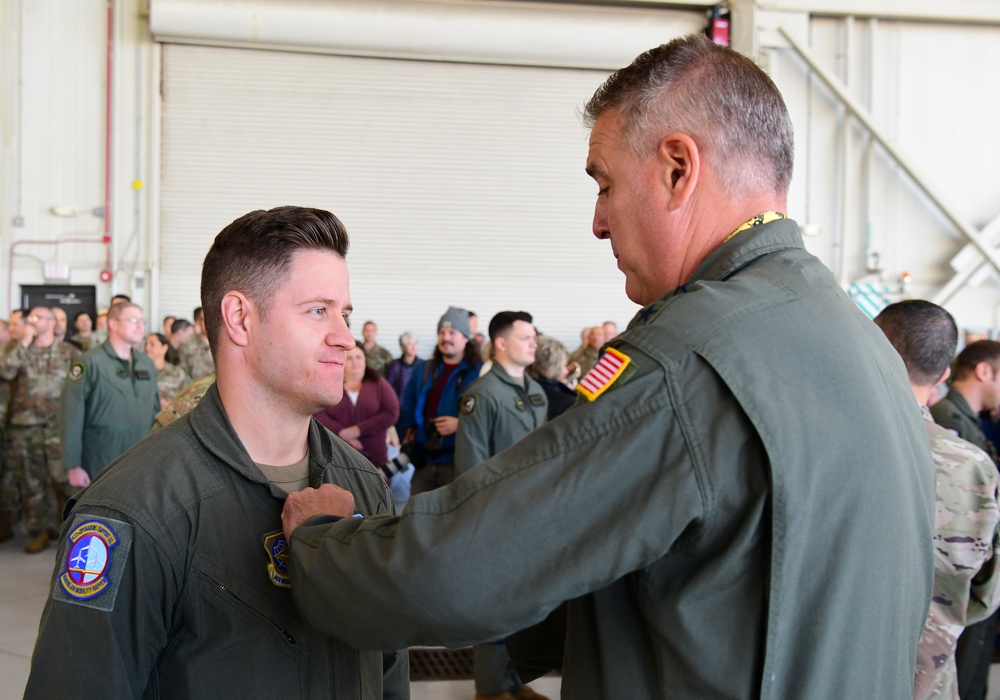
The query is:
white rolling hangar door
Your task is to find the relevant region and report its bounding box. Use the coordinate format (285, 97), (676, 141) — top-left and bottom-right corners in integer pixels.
(151, 0), (704, 353)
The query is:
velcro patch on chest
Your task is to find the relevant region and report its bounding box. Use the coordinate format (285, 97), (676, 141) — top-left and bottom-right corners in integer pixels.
(263, 530), (291, 589)
(577, 347), (633, 402)
(460, 396), (477, 415)
(53, 515), (133, 611)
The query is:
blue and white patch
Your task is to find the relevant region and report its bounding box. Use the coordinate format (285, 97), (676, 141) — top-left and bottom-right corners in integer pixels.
(54, 516), (133, 611)
(263, 530), (291, 589)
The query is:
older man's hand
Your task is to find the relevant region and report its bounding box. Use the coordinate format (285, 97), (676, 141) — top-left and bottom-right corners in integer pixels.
(282, 483), (356, 537)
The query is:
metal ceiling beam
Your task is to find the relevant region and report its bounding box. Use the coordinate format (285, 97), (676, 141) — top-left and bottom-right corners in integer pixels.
(762, 0), (1000, 25)
(777, 27), (1000, 301)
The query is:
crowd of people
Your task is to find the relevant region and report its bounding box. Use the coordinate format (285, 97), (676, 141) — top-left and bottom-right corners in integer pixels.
(0, 297), (217, 553)
(1, 32), (998, 700)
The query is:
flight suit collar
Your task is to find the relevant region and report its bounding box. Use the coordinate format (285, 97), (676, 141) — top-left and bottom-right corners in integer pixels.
(97, 338), (142, 366)
(943, 387), (978, 423)
(488, 362), (527, 389)
(629, 218), (804, 330)
(689, 217), (803, 286)
(189, 383), (336, 496)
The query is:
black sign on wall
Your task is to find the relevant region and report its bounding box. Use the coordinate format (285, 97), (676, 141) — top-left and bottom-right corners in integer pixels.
(20, 285), (97, 327)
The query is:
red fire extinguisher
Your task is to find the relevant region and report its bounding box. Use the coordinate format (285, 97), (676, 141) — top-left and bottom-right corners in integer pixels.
(707, 5), (730, 47)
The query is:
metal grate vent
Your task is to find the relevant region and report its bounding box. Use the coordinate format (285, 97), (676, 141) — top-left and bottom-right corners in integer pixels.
(408, 646), (474, 680)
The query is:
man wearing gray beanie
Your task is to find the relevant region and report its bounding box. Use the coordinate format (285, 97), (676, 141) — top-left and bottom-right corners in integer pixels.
(396, 306), (482, 493)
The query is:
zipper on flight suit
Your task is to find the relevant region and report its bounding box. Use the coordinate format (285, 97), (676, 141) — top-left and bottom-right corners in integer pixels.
(213, 580), (298, 646)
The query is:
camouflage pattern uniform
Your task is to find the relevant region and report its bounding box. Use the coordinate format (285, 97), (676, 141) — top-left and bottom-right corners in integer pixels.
(0, 377), (11, 535)
(567, 345), (599, 376)
(150, 373), (216, 434)
(155, 362), (188, 407)
(363, 343), (393, 378)
(0, 339), (81, 536)
(177, 334), (214, 381)
(914, 407), (1000, 700)
(88, 328), (108, 348)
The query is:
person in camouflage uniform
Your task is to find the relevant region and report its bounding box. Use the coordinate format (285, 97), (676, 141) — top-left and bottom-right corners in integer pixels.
(144, 332), (188, 406)
(361, 321), (393, 378)
(150, 372), (215, 434)
(0, 306), (81, 553)
(875, 301), (1000, 700)
(177, 306), (215, 380)
(0, 314), (12, 541)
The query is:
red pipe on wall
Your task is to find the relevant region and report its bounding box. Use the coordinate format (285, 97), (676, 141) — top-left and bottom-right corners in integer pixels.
(104, 0), (114, 247)
(5, 2), (116, 312)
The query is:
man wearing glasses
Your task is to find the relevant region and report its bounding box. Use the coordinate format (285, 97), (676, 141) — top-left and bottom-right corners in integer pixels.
(59, 302), (159, 488)
(0, 306), (81, 553)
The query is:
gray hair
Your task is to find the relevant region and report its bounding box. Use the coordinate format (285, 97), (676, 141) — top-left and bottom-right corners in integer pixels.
(398, 331), (416, 350)
(528, 335), (568, 381)
(583, 34), (794, 199)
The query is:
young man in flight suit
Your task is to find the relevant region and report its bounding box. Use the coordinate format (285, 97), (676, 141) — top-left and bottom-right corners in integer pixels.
(455, 310), (548, 700)
(27, 207), (407, 699)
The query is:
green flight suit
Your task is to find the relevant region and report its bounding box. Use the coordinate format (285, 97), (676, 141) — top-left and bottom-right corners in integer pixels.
(287, 219), (935, 699)
(930, 388), (998, 462)
(59, 340), (160, 478)
(456, 363), (547, 476)
(27, 384), (407, 699)
(456, 362), (548, 695)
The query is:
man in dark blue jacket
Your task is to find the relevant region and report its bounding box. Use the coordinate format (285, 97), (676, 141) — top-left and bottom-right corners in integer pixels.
(399, 306), (482, 494)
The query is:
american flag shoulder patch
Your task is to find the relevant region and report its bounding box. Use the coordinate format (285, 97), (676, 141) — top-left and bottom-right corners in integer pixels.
(577, 347), (632, 402)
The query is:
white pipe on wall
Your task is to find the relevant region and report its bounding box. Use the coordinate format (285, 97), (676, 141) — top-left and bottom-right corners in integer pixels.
(148, 0), (704, 70)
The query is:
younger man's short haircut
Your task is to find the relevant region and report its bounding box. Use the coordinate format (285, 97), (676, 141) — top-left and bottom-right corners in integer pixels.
(873, 300), (958, 386)
(201, 206), (351, 358)
(487, 311), (533, 342)
(954, 339), (1000, 381)
(108, 302), (141, 322)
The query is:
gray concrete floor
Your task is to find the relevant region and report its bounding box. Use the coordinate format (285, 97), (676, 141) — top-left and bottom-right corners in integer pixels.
(0, 530), (560, 699)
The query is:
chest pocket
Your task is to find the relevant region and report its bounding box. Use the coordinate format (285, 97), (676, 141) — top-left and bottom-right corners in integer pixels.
(499, 394), (542, 434)
(187, 546), (305, 653)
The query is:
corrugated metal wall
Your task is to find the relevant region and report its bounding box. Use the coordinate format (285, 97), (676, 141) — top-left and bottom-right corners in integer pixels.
(5, 0), (1000, 334)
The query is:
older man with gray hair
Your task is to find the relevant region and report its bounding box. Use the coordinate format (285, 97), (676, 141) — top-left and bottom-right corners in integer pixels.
(282, 35), (934, 698)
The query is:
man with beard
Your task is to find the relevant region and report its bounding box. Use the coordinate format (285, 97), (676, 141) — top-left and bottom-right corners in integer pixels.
(399, 306), (482, 494)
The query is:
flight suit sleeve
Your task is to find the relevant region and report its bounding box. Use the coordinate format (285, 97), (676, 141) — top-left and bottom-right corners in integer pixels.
(381, 649), (410, 700)
(151, 363), (162, 415)
(24, 507), (180, 698)
(289, 344), (709, 650)
(454, 389), (495, 475)
(59, 358), (92, 469)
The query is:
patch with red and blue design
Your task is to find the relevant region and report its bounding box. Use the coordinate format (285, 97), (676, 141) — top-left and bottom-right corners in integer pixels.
(53, 515), (133, 611)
